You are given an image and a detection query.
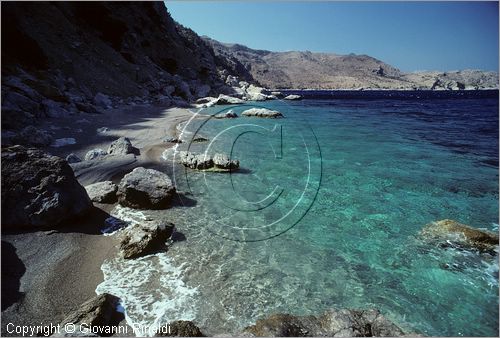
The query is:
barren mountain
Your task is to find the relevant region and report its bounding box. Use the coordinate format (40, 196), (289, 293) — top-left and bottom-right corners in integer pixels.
(204, 37), (499, 90)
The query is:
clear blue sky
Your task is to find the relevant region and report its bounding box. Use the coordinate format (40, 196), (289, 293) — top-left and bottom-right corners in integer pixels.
(165, 1), (499, 72)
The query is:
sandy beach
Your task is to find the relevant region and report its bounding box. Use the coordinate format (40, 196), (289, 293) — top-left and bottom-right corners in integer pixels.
(1, 104), (197, 336)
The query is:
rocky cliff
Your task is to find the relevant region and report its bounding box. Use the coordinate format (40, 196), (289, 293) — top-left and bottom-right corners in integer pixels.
(204, 37), (499, 90)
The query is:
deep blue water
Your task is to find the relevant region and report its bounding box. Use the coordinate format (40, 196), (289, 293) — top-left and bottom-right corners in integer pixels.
(98, 90), (499, 337)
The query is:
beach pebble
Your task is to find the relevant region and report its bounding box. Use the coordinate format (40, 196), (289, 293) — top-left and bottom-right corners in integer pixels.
(117, 167), (176, 209)
(85, 181), (118, 204)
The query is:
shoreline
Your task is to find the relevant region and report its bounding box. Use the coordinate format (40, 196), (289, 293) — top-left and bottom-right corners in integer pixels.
(1, 103), (199, 337)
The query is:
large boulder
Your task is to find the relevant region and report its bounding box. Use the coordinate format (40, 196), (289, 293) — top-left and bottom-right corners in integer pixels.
(156, 320), (204, 337)
(119, 222), (175, 259)
(1, 146), (92, 230)
(108, 137), (139, 156)
(85, 181), (118, 204)
(117, 167), (176, 209)
(55, 294), (121, 336)
(242, 108), (284, 118)
(178, 151), (213, 170)
(243, 309), (408, 337)
(420, 219), (499, 252)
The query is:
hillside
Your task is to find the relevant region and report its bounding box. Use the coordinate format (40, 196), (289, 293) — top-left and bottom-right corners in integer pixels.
(204, 37), (499, 90)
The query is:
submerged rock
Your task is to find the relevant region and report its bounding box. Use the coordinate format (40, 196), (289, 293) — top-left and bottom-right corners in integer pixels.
(156, 320), (204, 337)
(84, 148), (108, 161)
(1, 145), (92, 230)
(242, 108), (284, 118)
(85, 181), (118, 204)
(108, 137), (139, 156)
(214, 110), (238, 119)
(420, 219), (499, 252)
(213, 153), (240, 170)
(120, 222), (175, 259)
(283, 94), (302, 100)
(243, 308), (408, 337)
(117, 167), (176, 209)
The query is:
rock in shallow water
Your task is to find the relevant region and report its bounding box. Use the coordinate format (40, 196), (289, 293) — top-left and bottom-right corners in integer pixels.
(84, 148), (108, 161)
(243, 308), (409, 337)
(420, 219), (499, 252)
(1, 145), (92, 230)
(117, 167), (176, 209)
(178, 151), (239, 171)
(242, 108), (283, 118)
(120, 222), (175, 259)
(85, 181), (118, 204)
(283, 94), (302, 100)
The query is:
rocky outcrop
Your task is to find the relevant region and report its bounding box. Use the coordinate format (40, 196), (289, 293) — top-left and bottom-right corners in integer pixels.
(85, 181), (118, 204)
(420, 219), (499, 253)
(11, 125), (53, 147)
(243, 309), (409, 337)
(242, 108), (284, 118)
(119, 221), (174, 259)
(65, 153), (82, 163)
(156, 320), (204, 337)
(1, 145), (92, 230)
(117, 167), (176, 209)
(215, 94), (245, 105)
(178, 151), (239, 171)
(108, 137), (139, 156)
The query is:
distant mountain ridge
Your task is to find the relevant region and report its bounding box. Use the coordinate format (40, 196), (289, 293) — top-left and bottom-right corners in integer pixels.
(203, 36), (499, 90)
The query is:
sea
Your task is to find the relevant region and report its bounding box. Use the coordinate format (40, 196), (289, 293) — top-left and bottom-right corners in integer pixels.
(96, 90), (499, 337)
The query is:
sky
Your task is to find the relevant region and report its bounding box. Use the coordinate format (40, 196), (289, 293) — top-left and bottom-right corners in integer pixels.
(166, 1), (499, 72)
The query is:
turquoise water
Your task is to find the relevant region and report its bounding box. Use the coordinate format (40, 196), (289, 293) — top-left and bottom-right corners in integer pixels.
(98, 93), (499, 336)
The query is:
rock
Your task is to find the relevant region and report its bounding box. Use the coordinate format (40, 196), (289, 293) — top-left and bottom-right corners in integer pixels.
(195, 84), (211, 98)
(75, 102), (98, 114)
(213, 153), (239, 170)
(246, 92), (270, 101)
(164, 85), (176, 96)
(93, 92), (112, 109)
(215, 94), (245, 105)
(66, 153), (82, 164)
(178, 151), (214, 170)
(85, 181), (118, 204)
(42, 99), (68, 117)
(283, 94), (302, 100)
(420, 219), (499, 252)
(3, 91), (40, 112)
(1, 145), (92, 230)
(225, 75), (240, 87)
(156, 320), (204, 337)
(59, 293), (120, 329)
(196, 96), (217, 104)
(214, 110), (238, 119)
(108, 137), (139, 156)
(117, 167), (176, 209)
(242, 108), (284, 118)
(192, 137), (209, 143)
(84, 149), (108, 161)
(97, 127), (109, 133)
(243, 308), (408, 337)
(271, 91), (284, 98)
(12, 125), (53, 146)
(163, 136), (182, 143)
(119, 221), (175, 259)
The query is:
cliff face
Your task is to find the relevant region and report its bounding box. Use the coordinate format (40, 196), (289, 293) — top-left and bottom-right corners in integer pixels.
(1, 2), (235, 129)
(204, 37), (499, 90)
